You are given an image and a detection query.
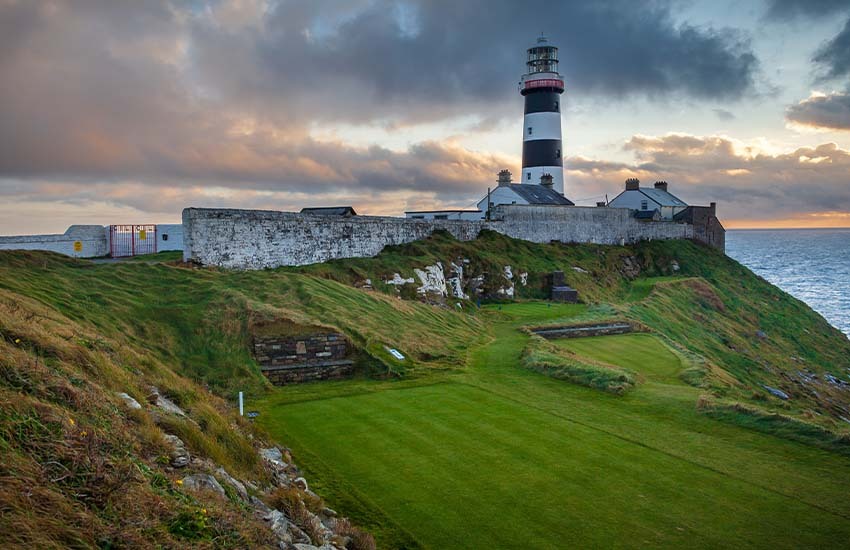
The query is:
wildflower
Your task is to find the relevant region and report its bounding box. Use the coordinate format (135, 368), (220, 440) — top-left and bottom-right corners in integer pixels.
(68, 418), (75, 426)
(175, 479), (183, 485)
(202, 508), (207, 514)
(79, 431), (87, 437)
(14, 338), (21, 344)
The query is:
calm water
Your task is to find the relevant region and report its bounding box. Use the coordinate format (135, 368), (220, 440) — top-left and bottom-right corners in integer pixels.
(726, 229), (850, 338)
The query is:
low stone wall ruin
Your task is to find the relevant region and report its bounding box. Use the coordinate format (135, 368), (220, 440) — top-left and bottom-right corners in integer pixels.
(254, 331), (354, 385)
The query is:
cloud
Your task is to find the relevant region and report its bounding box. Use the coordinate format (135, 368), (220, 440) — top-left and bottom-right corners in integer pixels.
(786, 91), (850, 130)
(0, 0), (765, 228)
(764, 0), (850, 20)
(564, 134), (850, 222)
(713, 108), (736, 121)
(812, 17), (850, 81)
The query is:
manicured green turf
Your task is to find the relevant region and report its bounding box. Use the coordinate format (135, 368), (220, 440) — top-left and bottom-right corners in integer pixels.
(258, 304), (850, 549)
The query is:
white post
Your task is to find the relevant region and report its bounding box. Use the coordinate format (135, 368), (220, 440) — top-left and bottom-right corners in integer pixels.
(238, 391), (244, 416)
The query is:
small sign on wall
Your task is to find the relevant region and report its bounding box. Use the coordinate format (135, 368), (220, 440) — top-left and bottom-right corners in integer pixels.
(73, 241), (83, 252)
(138, 229), (147, 241)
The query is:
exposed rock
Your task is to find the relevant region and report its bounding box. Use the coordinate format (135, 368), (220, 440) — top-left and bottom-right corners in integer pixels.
(181, 474), (226, 497)
(147, 387), (187, 416)
(117, 392), (142, 410)
(414, 263), (447, 297)
(265, 509), (291, 542)
(217, 467), (249, 501)
(755, 330), (768, 340)
(163, 434), (190, 468)
(293, 544), (320, 550)
(293, 477), (309, 491)
(385, 273), (414, 285)
(762, 385), (790, 400)
(619, 255), (641, 279)
(447, 262), (468, 299)
(503, 265), (513, 280)
(572, 266), (588, 274)
(670, 260), (680, 272)
(519, 272), (528, 286)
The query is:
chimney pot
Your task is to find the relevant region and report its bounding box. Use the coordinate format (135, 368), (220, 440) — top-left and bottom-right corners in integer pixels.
(710, 202), (717, 216)
(540, 173), (554, 189)
(654, 181), (668, 192)
(625, 178), (640, 191)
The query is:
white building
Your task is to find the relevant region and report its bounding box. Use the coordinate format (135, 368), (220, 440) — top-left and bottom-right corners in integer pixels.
(607, 179), (688, 221)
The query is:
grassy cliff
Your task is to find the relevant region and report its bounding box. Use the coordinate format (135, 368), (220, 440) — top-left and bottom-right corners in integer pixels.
(1, 232), (849, 548)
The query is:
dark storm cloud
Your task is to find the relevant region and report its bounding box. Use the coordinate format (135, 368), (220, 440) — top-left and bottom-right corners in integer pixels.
(764, 0), (850, 20)
(0, 0), (763, 203)
(786, 92), (850, 130)
(812, 17), (850, 81)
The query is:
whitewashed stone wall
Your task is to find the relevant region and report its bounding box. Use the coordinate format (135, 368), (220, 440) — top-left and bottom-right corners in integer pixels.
(183, 205), (698, 269)
(490, 204), (693, 244)
(0, 225), (109, 258)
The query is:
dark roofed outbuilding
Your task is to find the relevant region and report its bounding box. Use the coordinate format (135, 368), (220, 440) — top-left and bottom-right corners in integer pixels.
(510, 185), (575, 205)
(300, 206), (358, 217)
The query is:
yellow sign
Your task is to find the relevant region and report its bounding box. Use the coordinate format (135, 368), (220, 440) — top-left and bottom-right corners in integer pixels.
(139, 230), (147, 241)
(73, 241), (83, 252)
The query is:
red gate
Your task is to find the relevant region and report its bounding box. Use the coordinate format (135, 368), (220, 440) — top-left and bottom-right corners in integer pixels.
(109, 225), (157, 257)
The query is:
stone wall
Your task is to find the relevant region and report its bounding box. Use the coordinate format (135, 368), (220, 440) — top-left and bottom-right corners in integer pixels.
(254, 331), (354, 385)
(254, 332), (349, 367)
(182, 204), (713, 270)
(489, 204), (694, 245)
(531, 322), (635, 339)
(0, 225), (109, 258)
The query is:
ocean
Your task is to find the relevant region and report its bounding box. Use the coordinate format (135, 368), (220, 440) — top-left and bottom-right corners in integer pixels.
(725, 229), (850, 338)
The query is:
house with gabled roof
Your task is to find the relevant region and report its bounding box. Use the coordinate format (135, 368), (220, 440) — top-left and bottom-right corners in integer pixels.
(607, 179), (688, 221)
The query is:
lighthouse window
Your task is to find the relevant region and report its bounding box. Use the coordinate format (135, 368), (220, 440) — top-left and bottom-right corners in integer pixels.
(554, 101), (559, 111)
(527, 127), (532, 136)
(527, 173), (531, 181)
(556, 148), (561, 158)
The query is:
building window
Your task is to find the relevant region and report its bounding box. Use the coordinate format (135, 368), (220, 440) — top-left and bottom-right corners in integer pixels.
(554, 101), (559, 111)
(412, 215), (424, 219)
(527, 172), (531, 181)
(527, 127), (532, 136)
(434, 215), (448, 220)
(162, 234), (168, 241)
(641, 200), (648, 210)
(556, 148), (560, 158)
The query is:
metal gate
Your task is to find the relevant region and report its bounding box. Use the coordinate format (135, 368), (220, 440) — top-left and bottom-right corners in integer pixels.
(109, 225), (157, 257)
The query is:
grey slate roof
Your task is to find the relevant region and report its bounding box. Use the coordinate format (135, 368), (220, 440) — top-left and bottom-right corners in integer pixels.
(300, 206), (358, 216)
(638, 188), (687, 207)
(510, 185), (575, 206)
(634, 209), (660, 219)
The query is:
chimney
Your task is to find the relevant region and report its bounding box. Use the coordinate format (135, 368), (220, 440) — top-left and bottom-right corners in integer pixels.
(540, 173), (554, 189)
(497, 169), (512, 187)
(654, 181), (668, 192)
(625, 178), (640, 191)
(710, 202), (716, 216)
(596, 201), (606, 207)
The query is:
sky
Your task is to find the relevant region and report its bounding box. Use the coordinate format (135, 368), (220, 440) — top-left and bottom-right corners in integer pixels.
(1, 0), (850, 234)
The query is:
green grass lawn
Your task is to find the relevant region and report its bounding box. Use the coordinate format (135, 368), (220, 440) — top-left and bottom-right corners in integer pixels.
(257, 303), (850, 549)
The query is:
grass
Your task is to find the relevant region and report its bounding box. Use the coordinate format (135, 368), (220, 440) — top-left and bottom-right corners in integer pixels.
(521, 335), (636, 395)
(257, 304), (850, 549)
(2, 231), (850, 548)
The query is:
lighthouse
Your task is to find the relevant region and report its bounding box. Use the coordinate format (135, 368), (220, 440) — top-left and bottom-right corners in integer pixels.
(520, 35), (565, 195)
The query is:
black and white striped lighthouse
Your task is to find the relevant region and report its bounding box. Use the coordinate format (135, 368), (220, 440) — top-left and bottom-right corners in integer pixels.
(520, 35), (565, 195)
